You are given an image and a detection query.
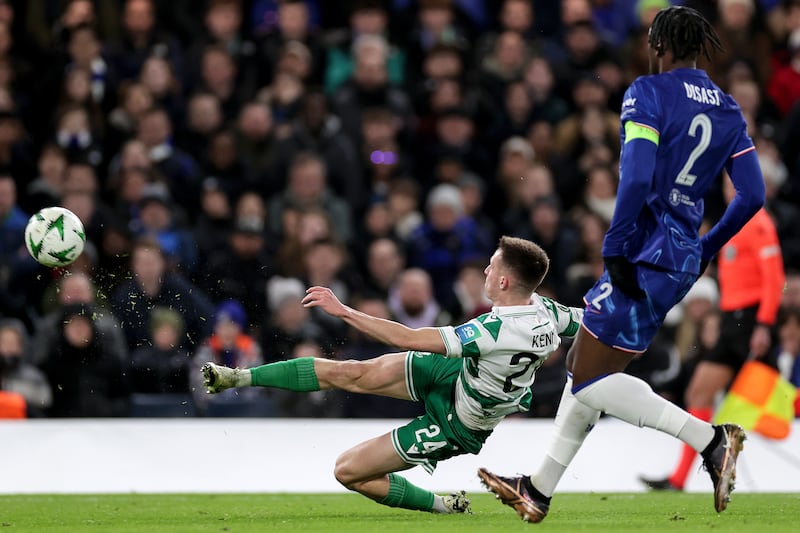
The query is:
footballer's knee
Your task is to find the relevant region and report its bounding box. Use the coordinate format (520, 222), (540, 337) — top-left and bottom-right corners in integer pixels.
(333, 452), (361, 489)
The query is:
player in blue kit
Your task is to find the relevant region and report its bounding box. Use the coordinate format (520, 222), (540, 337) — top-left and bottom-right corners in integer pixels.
(479, 6), (766, 523)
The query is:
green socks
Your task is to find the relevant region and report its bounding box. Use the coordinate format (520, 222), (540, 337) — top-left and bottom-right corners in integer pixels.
(248, 357), (320, 391)
(380, 473), (434, 512)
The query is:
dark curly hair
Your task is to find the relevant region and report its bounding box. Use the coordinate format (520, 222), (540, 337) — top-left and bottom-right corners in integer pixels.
(648, 6), (724, 62)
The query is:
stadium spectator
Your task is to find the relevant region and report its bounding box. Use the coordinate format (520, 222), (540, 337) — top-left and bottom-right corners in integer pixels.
(134, 106), (200, 213)
(177, 91), (223, 165)
(200, 214), (273, 333)
(128, 306), (191, 394)
(775, 307), (800, 404)
(234, 100), (276, 186)
(331, 33), (414, 147)
(0, 318), (52, 417)
(202, 128), (251, 202)
(41, 302), (131, 417)
(269, 87), (364, 209)
(0, 174), (39, 322)
(23, 143), (66, 214)
(107, 0), (184, 82)
(324, 0), (405, 94)
(189, 299), (265, 415)
(359, 236), (406, 300)
(128, 183), (196, 275)
(262, 275), (327, 363)
(405, 183), (493, 312)
(258, 0), (326, 87)
(515, 195), (579, 298)
(109, 238), (214, 353)
(266, 151), (353, 243)
(387, 267), (450, 329)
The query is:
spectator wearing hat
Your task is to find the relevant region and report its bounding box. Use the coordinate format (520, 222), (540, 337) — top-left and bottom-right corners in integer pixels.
(405, 183), (493, 313)
(190, 299), (265, 414)
(200, 214), (273, 334)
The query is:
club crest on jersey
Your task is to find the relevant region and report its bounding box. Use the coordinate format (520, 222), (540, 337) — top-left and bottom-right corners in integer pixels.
(669, 188), (696, 207)
(455, 324), (482, 343)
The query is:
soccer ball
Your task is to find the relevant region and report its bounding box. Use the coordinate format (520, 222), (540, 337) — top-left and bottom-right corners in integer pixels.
(24, 206), (86, 268)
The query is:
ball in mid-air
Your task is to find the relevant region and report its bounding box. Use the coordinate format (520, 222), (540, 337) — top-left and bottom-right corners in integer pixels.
(24, 206), (86, 268)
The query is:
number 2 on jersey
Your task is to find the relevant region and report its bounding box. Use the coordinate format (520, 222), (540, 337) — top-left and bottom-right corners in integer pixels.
(674, 113), (712, 187)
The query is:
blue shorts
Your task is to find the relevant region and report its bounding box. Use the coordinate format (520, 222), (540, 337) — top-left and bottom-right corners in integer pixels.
(582, 265), (697, 353)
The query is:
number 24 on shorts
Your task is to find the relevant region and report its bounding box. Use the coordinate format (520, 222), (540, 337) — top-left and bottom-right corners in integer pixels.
(408, 424), (451, 456)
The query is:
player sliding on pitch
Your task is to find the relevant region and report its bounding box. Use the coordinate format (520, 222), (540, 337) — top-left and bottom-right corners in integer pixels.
(202, 236), (582, 516)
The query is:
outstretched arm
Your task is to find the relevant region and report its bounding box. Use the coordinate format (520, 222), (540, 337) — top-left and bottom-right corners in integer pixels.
(302, 286), (447, 353)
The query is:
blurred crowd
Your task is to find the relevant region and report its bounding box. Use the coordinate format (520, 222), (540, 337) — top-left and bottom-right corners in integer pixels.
(0, 0), (799, 418)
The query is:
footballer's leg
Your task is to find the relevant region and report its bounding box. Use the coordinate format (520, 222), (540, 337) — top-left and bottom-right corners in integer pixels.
(314, 352), (410, 399)
(335, 433), (471, 514)
(202, 353), (411, 399)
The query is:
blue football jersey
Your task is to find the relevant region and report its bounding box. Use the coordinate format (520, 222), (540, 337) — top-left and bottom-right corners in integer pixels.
(603, 68), (755, 273)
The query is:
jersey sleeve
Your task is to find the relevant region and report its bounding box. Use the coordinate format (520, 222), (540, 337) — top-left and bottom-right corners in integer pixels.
(438, 316), (504, 359)
(539, 296), (583, 338)
(620, 77), (660, 134)
(437, 325), (465, 358)
(603, 78), (661, 258)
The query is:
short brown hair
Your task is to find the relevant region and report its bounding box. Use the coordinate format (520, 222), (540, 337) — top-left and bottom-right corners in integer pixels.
(498, 235), (549, 293)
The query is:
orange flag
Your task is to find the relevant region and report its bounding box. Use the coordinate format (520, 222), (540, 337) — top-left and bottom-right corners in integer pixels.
(714, 360), (797, 439)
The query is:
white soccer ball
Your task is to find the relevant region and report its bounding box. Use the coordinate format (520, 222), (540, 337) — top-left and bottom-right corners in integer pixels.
(24, 206), (86, 268)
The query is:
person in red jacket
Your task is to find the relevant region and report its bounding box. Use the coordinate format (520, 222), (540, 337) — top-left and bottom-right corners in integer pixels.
(641, 174), (785, 491)
(767, 28), (800, 117)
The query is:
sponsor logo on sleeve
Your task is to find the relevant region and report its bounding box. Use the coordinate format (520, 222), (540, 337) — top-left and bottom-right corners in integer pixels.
(455, 324), (482, 344)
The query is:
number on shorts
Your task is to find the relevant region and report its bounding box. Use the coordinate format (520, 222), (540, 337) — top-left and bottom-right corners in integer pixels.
(590, 282), (613, 310)
(409, 424), (447, 455)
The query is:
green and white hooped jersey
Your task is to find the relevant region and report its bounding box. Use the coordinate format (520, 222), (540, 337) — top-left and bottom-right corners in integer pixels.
(437, 294), (583, 431)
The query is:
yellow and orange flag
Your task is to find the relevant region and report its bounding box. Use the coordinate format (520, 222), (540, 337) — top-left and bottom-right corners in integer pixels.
(714, 360), (798, 439)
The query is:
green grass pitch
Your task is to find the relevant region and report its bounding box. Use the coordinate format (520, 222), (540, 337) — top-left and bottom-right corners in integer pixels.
(1, 493), (798, 532)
